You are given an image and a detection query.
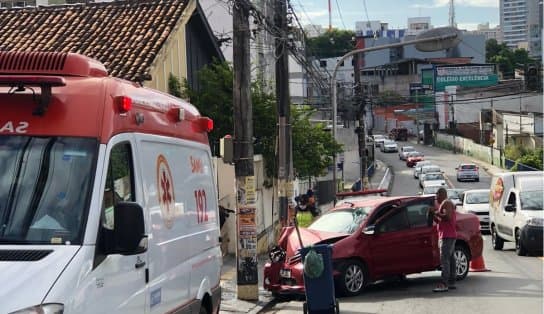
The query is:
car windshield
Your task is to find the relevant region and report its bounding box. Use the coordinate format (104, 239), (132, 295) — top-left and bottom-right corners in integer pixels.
(309, 206), (373, 234)
(460, 165), (477, 170)
(424, 173), (444, 181)
(520, 190), (543, 210)
(384, 140), (395, 145)
(423, 186), (441, 194)
(422, 167), (440, 174)
(0, 136), (97, 245)
(465, 191), (489, 204)
(403, 147), (415, 152)
(408, 152), (423, 158)
(447, 189), (464, 200)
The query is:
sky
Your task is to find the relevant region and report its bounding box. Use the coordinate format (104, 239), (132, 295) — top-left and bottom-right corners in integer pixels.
(292, 0), (500, 31)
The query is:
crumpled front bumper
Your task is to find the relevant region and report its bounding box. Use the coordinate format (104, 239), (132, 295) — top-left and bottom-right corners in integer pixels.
(263, 261), (306, 295)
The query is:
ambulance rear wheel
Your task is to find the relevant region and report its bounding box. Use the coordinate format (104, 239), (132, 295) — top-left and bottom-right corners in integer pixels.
(491, 225), (504, 250)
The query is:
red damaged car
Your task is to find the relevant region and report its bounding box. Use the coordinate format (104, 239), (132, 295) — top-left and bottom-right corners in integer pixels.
(264, 196), (483, 296)
(406, 151), (425, 167)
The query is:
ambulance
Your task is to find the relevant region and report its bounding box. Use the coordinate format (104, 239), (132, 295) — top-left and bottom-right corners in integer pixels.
(0, 52), (221, 314)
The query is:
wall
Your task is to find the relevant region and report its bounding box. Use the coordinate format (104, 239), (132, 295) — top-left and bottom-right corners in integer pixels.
(436, 132), (502, 166)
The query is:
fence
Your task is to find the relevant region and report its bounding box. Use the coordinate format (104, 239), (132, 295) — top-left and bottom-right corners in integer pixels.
(435, 133), (502, 166)
(504, 159), (540, 171)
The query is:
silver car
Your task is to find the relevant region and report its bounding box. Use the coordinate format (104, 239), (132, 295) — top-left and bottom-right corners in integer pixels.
(456, 163), (480, 182)
(414, 160), (432, 178)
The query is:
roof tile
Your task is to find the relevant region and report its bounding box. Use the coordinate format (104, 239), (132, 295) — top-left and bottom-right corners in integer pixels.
(0, 0), (189, 81)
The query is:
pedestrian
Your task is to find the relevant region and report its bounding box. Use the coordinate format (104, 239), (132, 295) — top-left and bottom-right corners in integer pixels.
(429, 187), (457, 292)
(295, 194), (320, 228)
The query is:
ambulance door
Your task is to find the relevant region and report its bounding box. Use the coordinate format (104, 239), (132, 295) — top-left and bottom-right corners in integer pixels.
(85, 135), (148, 313)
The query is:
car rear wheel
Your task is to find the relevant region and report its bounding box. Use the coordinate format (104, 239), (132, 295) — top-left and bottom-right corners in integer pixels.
(454, 245), (469, 280)
(336, 260), (367, 297)
(491, 225), (504, 250)
(515, 229), (527, 256)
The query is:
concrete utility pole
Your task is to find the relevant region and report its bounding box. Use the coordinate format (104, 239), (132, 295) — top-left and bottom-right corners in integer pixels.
(275, 0), (292, 228)
(233, 0), (258, 300)
(450, 94), (456, 154)
(353, 36), (368, 191)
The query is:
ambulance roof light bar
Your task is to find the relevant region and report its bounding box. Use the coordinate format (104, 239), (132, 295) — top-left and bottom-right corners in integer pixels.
(0, 75), (66, 116)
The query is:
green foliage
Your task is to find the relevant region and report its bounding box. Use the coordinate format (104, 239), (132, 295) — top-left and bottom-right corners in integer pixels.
(182, 60), (233, 151)
(505, 144), (543, 170)
(306, 29), (356, 59)
(374, 90), (405, 107)
(292, 106), (343, 179)
(486, 39), (535, 79)
(182, 61), (343, 181)
(168, 73), (182, 98)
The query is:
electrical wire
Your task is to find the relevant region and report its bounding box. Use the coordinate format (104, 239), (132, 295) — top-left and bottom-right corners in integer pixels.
(334, 0), (347, 29)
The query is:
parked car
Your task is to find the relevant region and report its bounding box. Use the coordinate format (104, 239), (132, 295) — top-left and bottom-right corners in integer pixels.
(459, 189), (491, 233)
(456, 163), (480, 182)
(399, 146), (416, 160)
(389, 127), (408, 141)
(372, 134), (387, 148)
(406, 151), (425, 167)
(447, 188), (466, 207)
(418, 165), (442, 185)
(413, 161), (433, 179)
(381, 139), (398, 153)
(420, 172), (447, 188)
(490, 171), (544, 256)
(263, 196), (483, 296)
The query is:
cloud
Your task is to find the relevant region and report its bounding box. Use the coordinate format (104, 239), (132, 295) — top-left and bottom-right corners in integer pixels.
(411, 0), (498, 9)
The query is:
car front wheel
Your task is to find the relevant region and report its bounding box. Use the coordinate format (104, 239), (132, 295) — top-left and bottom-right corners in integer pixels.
(454, 245), (469, 280)
(491, 225), (504, 250)
(336, 260), (367, 297)
(515, 229), (528, 256)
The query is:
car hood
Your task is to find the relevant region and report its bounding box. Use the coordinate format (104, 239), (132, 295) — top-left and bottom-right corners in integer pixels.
(0, 245), (79, 313)
(523, 210), (544, 219)
(278, 227), (348, 257)
(424, 180), (446, 186)
(384, 144), (397, 147)
(463, 203), (490, 213)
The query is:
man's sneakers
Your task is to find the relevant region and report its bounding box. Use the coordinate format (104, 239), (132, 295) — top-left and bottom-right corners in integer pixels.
(433, 282), (457, 292)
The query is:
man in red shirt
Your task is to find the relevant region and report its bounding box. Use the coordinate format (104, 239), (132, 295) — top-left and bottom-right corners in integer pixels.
(430, 187), (457, 292)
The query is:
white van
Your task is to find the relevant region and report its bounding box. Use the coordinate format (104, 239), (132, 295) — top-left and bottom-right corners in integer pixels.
(0, 52), (221, 313)
(489, 171), (544, 256)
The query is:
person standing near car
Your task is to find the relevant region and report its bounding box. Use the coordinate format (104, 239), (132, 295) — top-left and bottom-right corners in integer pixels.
(429, 187), (457, 292)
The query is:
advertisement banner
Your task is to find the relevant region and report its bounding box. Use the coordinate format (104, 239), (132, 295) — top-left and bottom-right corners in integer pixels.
(434, 65), (498, 91)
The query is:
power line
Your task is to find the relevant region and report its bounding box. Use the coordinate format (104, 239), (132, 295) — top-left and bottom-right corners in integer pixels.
(334, 0), (347, 29)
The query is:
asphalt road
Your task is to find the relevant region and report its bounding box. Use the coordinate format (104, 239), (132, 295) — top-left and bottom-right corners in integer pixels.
(262, 141), (543, 314)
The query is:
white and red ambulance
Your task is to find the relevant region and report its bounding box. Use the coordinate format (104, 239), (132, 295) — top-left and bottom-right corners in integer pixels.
(0, 52), (221, 314)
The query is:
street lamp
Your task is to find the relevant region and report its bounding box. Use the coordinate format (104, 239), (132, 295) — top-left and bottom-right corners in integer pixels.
(331, 27), (461, 194)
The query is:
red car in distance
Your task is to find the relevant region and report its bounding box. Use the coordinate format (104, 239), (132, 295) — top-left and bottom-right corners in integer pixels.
(263, 196), (483, 297)
(406, 151), (425, 167)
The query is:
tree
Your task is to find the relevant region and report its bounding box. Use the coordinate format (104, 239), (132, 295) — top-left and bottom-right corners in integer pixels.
(180, 61), (343, 181)
(374, 90), (406, 107)
(485, 39), (535, 79)
(306, 29), (356, 59)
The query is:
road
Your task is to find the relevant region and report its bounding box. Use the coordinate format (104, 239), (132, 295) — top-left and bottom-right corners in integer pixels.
(261, 141), (543, 314)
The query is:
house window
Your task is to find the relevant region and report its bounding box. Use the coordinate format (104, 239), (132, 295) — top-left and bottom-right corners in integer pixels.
(320, 60), (327, 68)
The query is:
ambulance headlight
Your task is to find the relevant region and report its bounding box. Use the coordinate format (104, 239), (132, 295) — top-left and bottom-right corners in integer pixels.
(9, 303), (63, 314)
(527, 217), (544, 227)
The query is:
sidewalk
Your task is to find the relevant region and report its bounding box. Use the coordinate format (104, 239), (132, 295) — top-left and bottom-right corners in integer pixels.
(218, 159), (392, 314)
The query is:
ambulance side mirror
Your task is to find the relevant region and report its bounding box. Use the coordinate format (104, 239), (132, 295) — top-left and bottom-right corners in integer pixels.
(110, 202), (147, 255)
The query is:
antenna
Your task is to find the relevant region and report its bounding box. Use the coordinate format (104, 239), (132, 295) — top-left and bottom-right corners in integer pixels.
(449, 0), (456, 27)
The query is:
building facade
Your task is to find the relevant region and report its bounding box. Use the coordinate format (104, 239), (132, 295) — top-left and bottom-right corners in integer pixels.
(500, 0), (543, 59)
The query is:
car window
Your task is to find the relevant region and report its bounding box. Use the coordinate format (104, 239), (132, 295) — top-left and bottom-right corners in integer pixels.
(377, 208), (409, 233)
(465, 191), (489, 204)
(424, 173), (444, 181)
(460, 165), (477, 170)
(520, 190), (543, 210)
(406, 203), (432, 227)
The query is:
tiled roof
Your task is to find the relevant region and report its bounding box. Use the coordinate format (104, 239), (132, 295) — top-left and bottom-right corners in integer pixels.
(0, 0), (189, 81)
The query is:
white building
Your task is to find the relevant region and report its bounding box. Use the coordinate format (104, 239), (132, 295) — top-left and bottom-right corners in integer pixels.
(405, 17), (432, 36)
(470, 23), (503, 42)
(500, 0), (543, 58)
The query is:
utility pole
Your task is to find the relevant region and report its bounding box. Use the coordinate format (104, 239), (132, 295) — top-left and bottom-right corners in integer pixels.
(450, 94), (456, 154)
(233, 0), (258, 300)
(353, 35), (368, 191)
(275, 0), (292, 227)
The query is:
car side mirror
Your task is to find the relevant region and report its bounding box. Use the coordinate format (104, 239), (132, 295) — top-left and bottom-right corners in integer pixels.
(104, 202), (148, 256)
(363, 225), (375, 235)
(505, 204), (516, 212)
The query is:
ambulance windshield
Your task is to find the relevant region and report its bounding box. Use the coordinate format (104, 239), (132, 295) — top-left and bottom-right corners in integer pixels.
(0, 136), (97, 245)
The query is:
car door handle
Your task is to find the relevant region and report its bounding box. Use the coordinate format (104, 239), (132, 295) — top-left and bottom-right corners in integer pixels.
(135, 259), (146, 269)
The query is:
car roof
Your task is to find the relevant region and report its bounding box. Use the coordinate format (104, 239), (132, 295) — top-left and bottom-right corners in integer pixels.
(421, 165), (440, 169)
(463, 189), (490, 194)
(332, 195), (427, 210)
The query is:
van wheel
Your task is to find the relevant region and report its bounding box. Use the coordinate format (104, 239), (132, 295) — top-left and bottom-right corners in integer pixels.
(336, 260), (367, 297)
(515, 229), (527, 256)
(454, 245), (469, 280)
(491, 225), (504, 250)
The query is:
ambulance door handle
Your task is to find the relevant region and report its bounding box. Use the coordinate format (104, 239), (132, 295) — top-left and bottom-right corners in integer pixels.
(135, 259), (146, 269)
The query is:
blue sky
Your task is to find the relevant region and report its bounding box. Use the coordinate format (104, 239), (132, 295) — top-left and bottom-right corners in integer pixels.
(292, 0), (500, 31)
